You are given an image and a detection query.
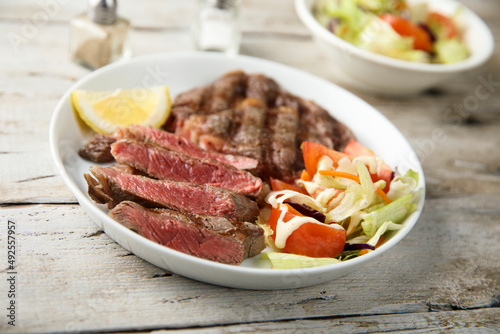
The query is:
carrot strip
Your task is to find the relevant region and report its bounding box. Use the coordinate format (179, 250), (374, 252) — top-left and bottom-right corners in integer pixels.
(319, 170), (360, 182)
(375, 187), (392, 204)
(318, 170), (392, 204)
(375, 236), (386, 249)
(300, 169), (312, 182)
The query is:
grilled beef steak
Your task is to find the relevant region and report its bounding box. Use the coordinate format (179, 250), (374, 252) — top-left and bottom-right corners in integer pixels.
(164, 70), (355, 182)
(110, 139), (263, 197)
(109, 201), (265, 265)
(85, 166), (259, 222)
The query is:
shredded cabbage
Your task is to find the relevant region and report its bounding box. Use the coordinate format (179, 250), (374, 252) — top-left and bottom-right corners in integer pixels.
(261, 252), (341, 269)
(357, 17), (430, 62)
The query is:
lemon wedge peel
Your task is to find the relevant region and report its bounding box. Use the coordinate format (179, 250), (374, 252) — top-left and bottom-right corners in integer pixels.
(71, 86), (171, 135)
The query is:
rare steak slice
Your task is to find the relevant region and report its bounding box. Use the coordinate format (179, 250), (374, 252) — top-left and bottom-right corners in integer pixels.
(78, 125), (258, 170)
(116, 125), (258, 170)
(110, 139), (263, 197)
(84, 166), (259, 222)
(109, 201), (265, 265)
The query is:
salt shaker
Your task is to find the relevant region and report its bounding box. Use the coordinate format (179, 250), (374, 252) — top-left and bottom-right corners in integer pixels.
(192, 0), (241, 55)
(69, 0), (130, 70)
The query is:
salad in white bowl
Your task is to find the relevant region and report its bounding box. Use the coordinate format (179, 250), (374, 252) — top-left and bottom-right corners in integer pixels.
(313, 0), (469, 64)
(295, 0), (494, 95)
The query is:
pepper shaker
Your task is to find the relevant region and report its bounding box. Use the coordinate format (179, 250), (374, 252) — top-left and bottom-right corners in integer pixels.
(69, 0), (130, 70)
(192, 0), (241, 55)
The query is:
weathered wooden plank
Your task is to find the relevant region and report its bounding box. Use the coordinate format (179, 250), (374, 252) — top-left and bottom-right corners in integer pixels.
(0, 0), (498, 30)
(118, 308), (500, 333)
(0, 199), (498, 333)
(0, 0), (309, 34)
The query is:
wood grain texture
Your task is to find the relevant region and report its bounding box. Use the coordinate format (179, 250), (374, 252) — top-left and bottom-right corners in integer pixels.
(1, 0), (499, 332)
(122, 309), (500, 333)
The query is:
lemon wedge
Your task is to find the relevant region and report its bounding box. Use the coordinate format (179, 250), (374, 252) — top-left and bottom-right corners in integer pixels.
(71, 86), (171, 134)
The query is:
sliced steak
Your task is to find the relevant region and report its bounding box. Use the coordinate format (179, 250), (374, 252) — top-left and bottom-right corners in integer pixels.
(109, 201), (265, 265)
(110, 139), (263, 197)
(85, 166), (259, 222)
(116, 125), (257, 170)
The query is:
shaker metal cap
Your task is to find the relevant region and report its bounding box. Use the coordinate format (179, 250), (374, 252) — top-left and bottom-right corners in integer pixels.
(207, 0), (237, 10)
(88, 0), (117, 25)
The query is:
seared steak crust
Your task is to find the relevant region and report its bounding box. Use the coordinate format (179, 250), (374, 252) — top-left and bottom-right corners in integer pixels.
(109, 201), (265, 265)
(165, 70), (354, 182)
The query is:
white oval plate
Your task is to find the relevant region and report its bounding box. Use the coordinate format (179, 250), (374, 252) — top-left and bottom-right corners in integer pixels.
(50, 52), (425, 290)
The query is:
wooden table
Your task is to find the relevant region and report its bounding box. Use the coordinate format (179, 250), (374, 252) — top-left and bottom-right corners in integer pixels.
(1, 0), (499, 332)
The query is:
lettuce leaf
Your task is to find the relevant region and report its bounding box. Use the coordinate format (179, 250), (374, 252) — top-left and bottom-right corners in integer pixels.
(434, 38), (469, 64)
(387, 169), (419, 200)
(326, 161), (377, 222)
(367, 220), (404, 246)
(261, 252), (341, 269)
(361, 193), (416, 238)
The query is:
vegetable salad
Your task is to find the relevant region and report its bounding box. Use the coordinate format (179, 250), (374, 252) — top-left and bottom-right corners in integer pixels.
(260, 140), (420, 269)
(313, 0), (469, 63)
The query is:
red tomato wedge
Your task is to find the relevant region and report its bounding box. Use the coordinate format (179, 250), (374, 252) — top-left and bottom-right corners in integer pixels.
(380, 13), (432, 52)
(268, 208), (346, 258)
(376, 163), (394, 193)
(343, 139), (393, 193)
(301, 141), (350, 176)
(427, 12), (458, 39)
(270, 177), (307, 194)
(343, 139), (374, 157)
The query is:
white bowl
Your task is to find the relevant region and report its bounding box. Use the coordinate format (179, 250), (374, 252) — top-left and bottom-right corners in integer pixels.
(295, 0), (494, 96)
(50, 52), (425, 290)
